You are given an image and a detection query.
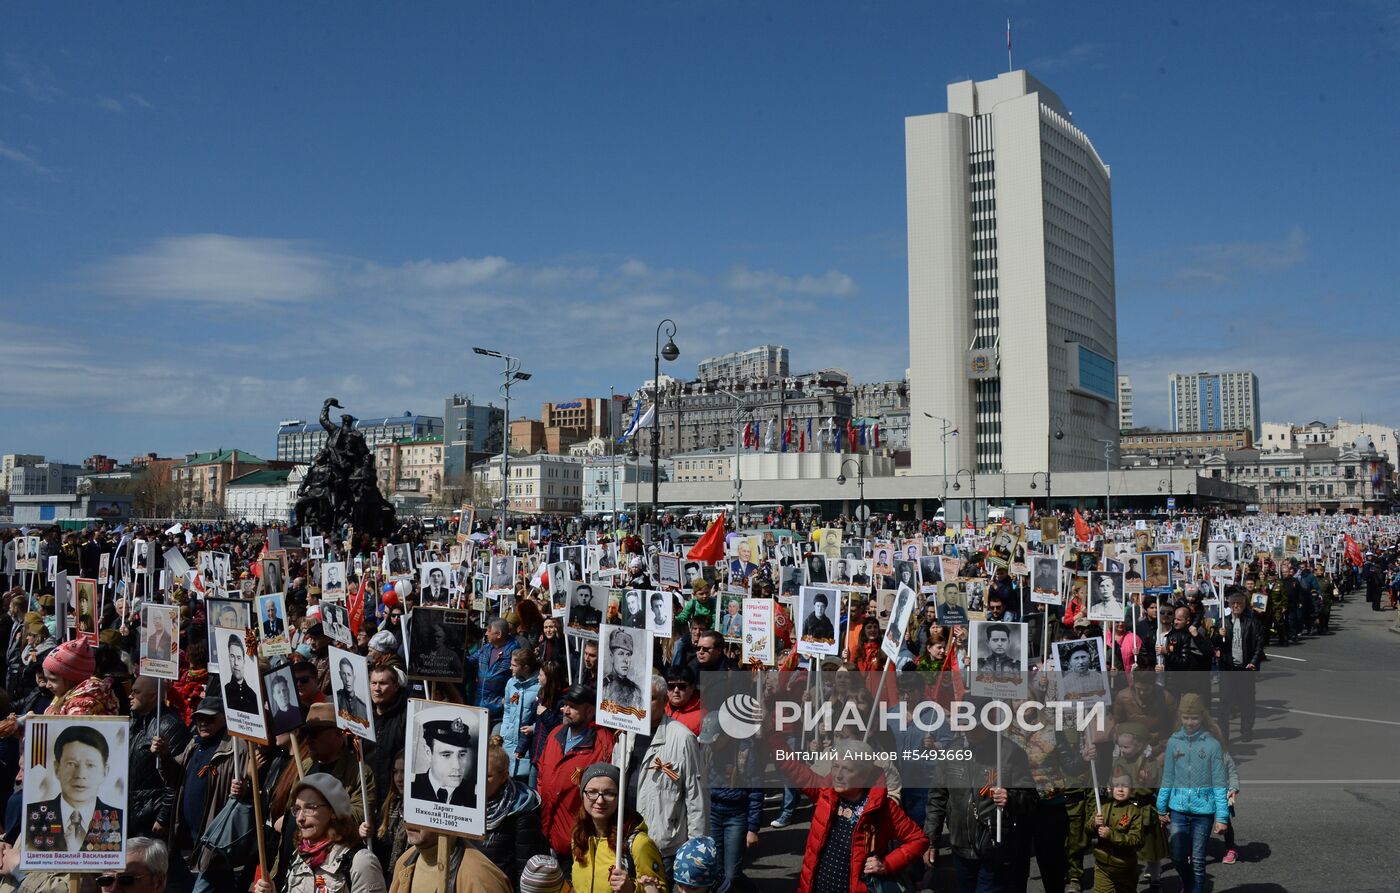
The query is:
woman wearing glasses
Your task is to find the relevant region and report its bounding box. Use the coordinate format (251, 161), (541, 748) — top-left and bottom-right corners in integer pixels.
(254, 773), (385, 893)
(570, 763), (666, 893)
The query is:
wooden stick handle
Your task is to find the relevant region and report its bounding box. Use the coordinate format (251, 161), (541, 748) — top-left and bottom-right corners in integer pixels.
(246, 742), (270, 883)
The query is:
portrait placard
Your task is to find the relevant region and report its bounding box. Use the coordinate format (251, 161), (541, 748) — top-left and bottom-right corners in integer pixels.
(256, 593), (292, 658)
(20, 715), (129, 871)
(140, 604), (179, 680)
(881, 583), (917, 663)
(969, 620), (1028, 699)
(404, 699), (488, 838)
(796, 585), (840, 656)
(596, 625), (651, 735)
(742, 598), (775, 666)
(205, 598), (249, 674)
(265, 664), (305, 736)
(321, 561), (348, 600)
(329, 646), (374, 742)
(213, 626), (268, 743)
(407, 608), (469, 681)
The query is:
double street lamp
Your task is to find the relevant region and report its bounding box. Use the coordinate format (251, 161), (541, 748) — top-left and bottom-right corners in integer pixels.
(922, 412), (958, 513)
(837, 457), (867, 539)
(650, 320), (680, 523)
(473, 347), (531, 542)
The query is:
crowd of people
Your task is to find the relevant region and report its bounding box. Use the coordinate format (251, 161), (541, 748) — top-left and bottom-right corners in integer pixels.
(0, 507), (1393, 893)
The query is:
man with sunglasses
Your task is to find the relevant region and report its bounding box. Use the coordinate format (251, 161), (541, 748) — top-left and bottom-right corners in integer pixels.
(93, 837), (168, 893)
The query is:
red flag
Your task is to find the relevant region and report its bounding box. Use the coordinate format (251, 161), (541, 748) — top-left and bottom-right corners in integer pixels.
(872, 423), (880, 449)
(1344, 534), (1364, 567)
(1073, 509), (1091, 542)
(799, 427), (806, 452)
(687, 513), (727, 563)
(348, 573), (366, 637)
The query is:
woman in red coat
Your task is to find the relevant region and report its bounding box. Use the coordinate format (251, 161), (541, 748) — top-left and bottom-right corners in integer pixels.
(783, 740), (928, 893)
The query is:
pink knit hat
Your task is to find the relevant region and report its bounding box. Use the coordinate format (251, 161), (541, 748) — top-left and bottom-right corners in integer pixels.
(43, 637), (96, 683)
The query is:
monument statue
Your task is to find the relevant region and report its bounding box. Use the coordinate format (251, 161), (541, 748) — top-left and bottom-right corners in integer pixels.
(294, 398), (398, 535)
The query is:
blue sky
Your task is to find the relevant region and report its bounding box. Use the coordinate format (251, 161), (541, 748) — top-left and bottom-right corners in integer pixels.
(3, 1), (1398, 462)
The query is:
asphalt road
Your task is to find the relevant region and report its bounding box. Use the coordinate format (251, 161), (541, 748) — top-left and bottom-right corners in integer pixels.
(743, 594), (1400, 891)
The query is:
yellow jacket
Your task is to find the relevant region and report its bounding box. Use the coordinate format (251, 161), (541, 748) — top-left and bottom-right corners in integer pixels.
(570, 825), (667, 893)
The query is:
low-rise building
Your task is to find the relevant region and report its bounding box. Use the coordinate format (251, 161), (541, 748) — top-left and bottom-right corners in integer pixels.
(1199, 435), (1392, 514)
(171, 449), (292, 514)
(472, 452), (584, 515)
(1121, 427), (1253, 460)
(374, 435), (446, 505)
(224, 467), (304, 524)
(10, 493), (134, 525)
(10, 462), (83, 496)
(581, 456), (662, 517)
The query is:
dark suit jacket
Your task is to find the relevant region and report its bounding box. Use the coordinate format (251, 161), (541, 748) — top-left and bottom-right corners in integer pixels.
(411, 772), (477, 809)
(25, 796), (124, 852)
(262, 617), (285, 637)
(224, 678), (259, 714)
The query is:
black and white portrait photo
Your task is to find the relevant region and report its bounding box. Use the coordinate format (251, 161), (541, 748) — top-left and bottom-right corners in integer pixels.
(1208, 541), (1235, 573)
(384, 543), (414, 577)
(1086, 571), (1126, 622)
(969, 620), (1028, 699)
(1052, 637), (1109, 704)
(796, 585), (839, 656)
(329, 647), (374, 742)
(881, 583), (917, 662)
(266, 664), (305, 735)
(645, 590), (673, 638)
(309, 534), (325, 560)
(407, 608), (469, 681)
(132, 539), (150, 575)
(890, 559), (918, 592)
(547, 561), (570, 617)
(20, 716), (129, 871)
(804, 553), (828, 585)
(1029, 554), (1062, 605)
(419, 561), (454, 604)
(487, 554), (515, 592)
(566, 579), (603, 638)
(596, 625), (650, 734)
(322, 601), (353, 648)
(321, 561), (347, 600)
(205, 598), (249, 675)
(617, 589), (648, 629)
(214, 627), (268, 742)
(918, 556), (942, 589)
(404, 700), (488, 837)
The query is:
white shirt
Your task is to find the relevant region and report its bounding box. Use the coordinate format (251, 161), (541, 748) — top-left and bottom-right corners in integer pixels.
(60, 798), (94, 852)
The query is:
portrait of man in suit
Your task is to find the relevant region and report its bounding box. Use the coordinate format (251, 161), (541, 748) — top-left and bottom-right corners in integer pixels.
(259, 597), (284, 639)
(222, 633), (259, 714)
(410, 717), (478, 809)
(25, 725), (124, 853)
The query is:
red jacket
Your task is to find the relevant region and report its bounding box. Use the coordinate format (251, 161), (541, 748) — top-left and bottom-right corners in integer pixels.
(665, 691), (706, 737)
(782, 755), (927, 893)
(535, 721), (618, 854)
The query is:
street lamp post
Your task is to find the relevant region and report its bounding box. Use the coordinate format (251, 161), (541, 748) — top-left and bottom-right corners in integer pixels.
(952, 468), (977, 527)
(1093, 438), (1115, 517)
(650, 319), (680, 523)
(1046, 416), (1064, 512)
(711, 386), (758, 523)
(922, 413), (958, 512)
(473, 347), (531, 541)
(837, 457), (867, 539)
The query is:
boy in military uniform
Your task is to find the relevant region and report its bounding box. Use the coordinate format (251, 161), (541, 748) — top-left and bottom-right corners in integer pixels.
(1092, 772), (1145, 892)
(1111, 721), (1168, 890)
(26, 725), (124, 853)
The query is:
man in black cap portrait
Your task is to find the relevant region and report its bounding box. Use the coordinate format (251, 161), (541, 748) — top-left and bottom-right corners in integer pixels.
(222, 633), (259, 714)
(801, 591), (835, 643)
(410, 715), (478, 809)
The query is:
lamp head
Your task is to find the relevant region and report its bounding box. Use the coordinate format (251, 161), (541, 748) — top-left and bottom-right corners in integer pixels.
(1054, 429), (1064, 440)
(661, 338), (680, 363)
(1029, 481), (1037, 490)
(837, 474), (847, 486)
(953, 482), (961, 491)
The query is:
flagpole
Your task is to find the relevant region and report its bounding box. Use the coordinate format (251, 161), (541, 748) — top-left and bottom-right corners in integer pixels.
(1007, 18), (1012, 72)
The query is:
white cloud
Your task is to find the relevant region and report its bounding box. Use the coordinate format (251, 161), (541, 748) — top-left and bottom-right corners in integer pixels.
(0, 140), (51, 177)
(95, 234), (334, 304)
(365, 255), (511, 289)
(3, 53), (65, 103)
(127, 92), (154, 110)
(724, 265), (858, 297)
(1166, 225), (1308, 286)
(97, 95), (124, 113)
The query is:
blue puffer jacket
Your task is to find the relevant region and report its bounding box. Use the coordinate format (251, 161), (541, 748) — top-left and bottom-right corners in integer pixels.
(501, 673), (540, 776)
(1155, 726), (1229, 821)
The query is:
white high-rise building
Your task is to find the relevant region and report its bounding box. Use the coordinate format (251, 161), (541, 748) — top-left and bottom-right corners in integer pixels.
(1168, 371), (1260, 440)
(1117, 376), (1134, 432)
(906, 71), (1119, 478)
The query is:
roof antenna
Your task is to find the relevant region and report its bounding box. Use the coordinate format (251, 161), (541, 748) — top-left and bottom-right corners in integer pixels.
(1006, 17), (1013, 72)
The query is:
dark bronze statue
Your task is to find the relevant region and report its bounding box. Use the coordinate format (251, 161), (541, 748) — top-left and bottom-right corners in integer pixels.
(294, 398), (397, 535)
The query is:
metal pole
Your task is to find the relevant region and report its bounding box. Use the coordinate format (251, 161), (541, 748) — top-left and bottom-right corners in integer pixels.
(858, 460), (866, 540)
(650, 319), (677, 521)
(610, 386), (617, 526)
(501, 360), (511, 542)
